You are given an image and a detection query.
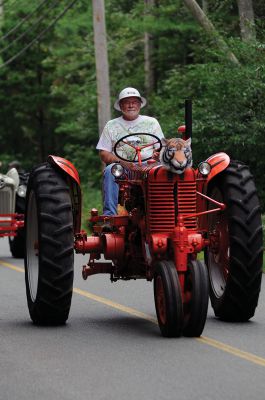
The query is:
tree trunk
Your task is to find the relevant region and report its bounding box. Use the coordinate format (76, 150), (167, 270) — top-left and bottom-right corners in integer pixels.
(36, 61), (45, 163)
(0, 3), (4, 91)
(0, 1), (3, 22)
(202, 0), (208, 14)
(144, 0), (155, 96)
(92, 0), (111, 136)
(0, 1), (4, 46)
(236, 0), (256, 42)
(182, 0), (240, 65)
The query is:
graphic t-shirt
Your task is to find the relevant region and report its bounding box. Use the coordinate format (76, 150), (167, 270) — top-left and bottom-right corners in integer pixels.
(96, 115), (164, 160)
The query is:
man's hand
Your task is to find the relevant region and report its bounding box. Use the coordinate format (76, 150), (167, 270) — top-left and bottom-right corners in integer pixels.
(152, 150), (160, 161)
(99, 150), (119, 165)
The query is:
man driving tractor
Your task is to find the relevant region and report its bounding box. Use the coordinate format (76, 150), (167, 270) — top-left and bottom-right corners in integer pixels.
(96, 87), (164, 215)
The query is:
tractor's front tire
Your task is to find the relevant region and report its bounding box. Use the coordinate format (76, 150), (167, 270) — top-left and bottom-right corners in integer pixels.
(154, 260), (183, 337)
(25, 163), (74, 325)
(9, 229), (25, 258)
(206, 161), (263, 321)
(183, 260), (209, 337)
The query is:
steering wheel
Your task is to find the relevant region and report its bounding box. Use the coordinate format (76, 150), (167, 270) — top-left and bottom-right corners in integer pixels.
(114, 133), (162, 164)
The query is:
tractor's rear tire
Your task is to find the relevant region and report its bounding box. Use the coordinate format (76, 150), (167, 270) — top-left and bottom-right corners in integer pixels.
(183, 260), (209, 337)
(9, 229), (24, 258)
(205, 161), (263, 321)
(154, 260), (183, 337)
(25, 163), (74, 325)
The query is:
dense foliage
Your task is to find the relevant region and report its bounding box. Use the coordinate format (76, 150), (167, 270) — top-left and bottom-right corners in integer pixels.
(0, 0), (264, 207)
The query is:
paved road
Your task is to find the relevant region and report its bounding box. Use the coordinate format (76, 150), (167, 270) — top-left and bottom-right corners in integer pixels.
(1, 237), (265, 400)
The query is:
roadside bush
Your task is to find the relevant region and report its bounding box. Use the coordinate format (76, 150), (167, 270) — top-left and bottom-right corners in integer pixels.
(152, 41), (265, 209)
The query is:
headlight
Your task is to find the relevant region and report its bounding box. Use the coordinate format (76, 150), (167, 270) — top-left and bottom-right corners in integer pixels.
(198, 162), (211, 176)
(0, 178), (5, 189)
(111, 164), (124, 178)
(17, 184), (27, 197)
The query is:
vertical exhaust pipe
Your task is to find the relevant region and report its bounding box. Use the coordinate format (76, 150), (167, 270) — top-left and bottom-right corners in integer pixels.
(185, 99), (192, 140)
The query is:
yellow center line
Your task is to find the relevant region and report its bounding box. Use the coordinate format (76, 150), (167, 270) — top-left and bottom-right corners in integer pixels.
(1, 259), (265, 367)
(198, 336), (265, 367)
(0, 260), (24, 273)
(73, 287), (158, 324)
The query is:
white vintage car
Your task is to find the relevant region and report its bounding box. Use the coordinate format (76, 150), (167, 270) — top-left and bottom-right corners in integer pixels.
(0, 164), (27, 257)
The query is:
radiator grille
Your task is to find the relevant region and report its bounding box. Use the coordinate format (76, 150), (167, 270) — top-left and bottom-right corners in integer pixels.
(148, 182), (175, 232)
(147, 179), (198, 233)
(0, 188), (14, 214)
(177, 181), (197, 230)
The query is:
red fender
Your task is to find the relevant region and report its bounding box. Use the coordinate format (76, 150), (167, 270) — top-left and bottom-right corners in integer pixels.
(47, 155), (80, 185)
(195, 152), (230, 231)
(47, 155), (82, 233)
(204, 152), (230, 183)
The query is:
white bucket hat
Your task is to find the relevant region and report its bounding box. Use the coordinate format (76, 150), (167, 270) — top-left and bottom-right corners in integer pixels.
(114, 87), (147, 111)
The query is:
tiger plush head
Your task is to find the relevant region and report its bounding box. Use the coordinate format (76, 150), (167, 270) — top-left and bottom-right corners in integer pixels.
(159, 137), (192, 174)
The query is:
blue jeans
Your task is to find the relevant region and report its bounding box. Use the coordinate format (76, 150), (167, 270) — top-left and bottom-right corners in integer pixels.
(103, 163), (119, 215)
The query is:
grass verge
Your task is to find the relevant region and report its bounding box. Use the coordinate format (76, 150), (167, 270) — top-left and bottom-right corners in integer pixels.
(261, 214), (265, 273)
(81, 184), (102, 231)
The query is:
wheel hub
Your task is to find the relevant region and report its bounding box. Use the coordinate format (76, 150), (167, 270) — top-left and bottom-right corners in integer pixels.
(26, 191), (39, 302)
(208, 189), (230, 298)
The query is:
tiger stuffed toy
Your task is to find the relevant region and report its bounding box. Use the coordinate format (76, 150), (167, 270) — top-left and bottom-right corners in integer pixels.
(159, 137), (192, 174)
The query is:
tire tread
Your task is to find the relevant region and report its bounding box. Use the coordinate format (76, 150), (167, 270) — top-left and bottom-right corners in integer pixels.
(25, 163), (74, 325)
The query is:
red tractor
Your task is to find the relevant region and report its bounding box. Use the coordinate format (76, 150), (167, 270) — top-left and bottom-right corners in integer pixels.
(0, 165), (28, 257)
(24, 101), (263, 337)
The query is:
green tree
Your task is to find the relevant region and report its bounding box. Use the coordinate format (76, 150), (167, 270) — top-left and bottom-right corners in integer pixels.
(0, 0), (264, 207)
